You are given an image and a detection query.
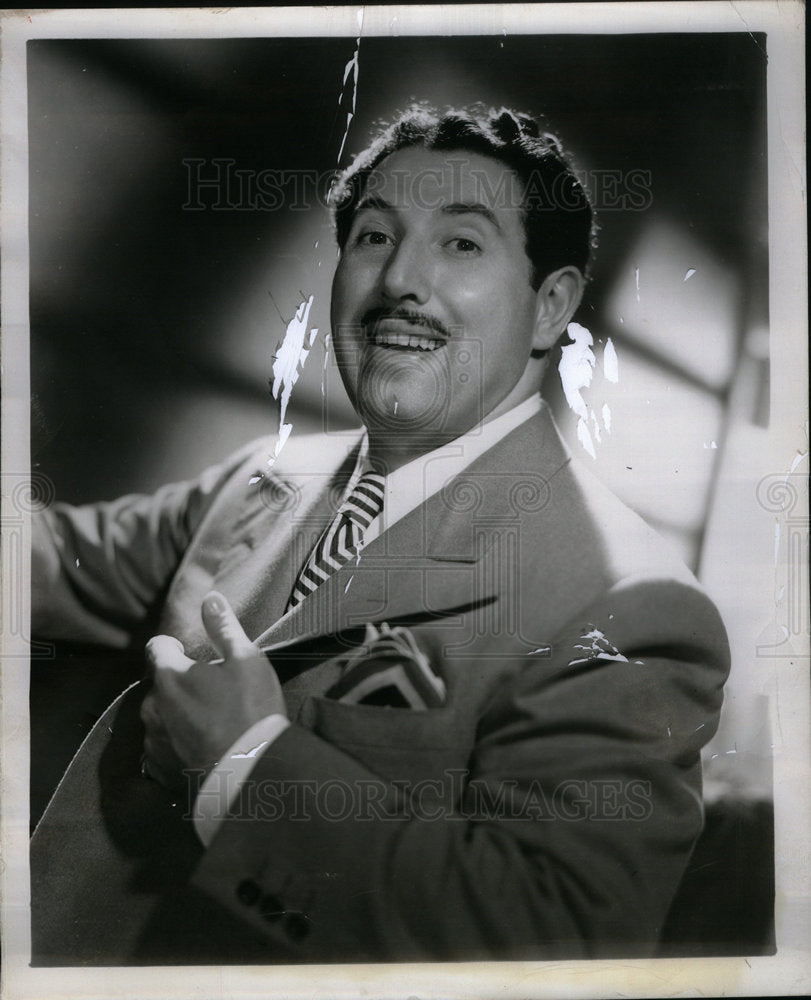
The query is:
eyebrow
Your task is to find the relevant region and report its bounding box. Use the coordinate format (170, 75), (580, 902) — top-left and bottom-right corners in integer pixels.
(354, 196), (502, 232)
(441, 202), (501, 231)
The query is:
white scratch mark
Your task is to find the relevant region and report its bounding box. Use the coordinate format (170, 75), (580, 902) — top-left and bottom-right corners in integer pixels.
(569, 627), (629, 665)
(577, 418), (596, 459)
(603, 337), (619, 383)
(344, 574), (354, 593)
(321, 331), (331, 397)
(393, 398), (398, 415)
(559, 322), (615, 460)
(268, 294), (316, 466)
(667, 726), (671, 737)
(790, 450), (808, 474)
(335, 10), (364, 166)
(703, 440), (718, 449)
(602, 402), (612, 433)
(695, 723), (705, 731)
(559, 322), (595, 421)
(590, 409), (602, 443)
(618, 315), (624, 324)
(527, 647), (549, 655)
(248, 474), (262, 485)
(75, 558), (80, 567)
(230, 740), (270, 760)
(634, 266), (640, 302)
(774, 523), (780, 565)
(683, 268), (696, 282)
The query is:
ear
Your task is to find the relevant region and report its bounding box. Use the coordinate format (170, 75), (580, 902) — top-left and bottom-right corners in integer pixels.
(532, 266), (585, 351)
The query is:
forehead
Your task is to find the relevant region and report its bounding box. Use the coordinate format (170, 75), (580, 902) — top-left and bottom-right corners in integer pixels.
(360, 146), (526, 222)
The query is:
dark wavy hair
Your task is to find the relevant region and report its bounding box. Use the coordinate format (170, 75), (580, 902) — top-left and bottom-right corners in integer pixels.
(330, 105), (595, 289)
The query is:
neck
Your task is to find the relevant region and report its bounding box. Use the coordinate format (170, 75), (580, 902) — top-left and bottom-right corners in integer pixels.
(366, 429), (455, 475)
(366, 385), (544, 475)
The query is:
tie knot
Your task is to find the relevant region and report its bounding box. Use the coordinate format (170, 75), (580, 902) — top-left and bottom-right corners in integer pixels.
(341, 471), (386, 530)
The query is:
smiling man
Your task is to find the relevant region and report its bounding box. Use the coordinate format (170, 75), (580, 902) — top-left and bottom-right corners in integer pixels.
(31, 108), (730, 964)
(330, 140), (583, 465)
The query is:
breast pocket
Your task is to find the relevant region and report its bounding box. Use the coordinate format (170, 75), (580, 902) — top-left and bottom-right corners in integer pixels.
(299, 695), (474, 787)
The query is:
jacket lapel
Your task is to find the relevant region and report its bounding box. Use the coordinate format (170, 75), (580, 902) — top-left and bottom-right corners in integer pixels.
(253, 404), (571, 653)
(186, 437), (363, 652)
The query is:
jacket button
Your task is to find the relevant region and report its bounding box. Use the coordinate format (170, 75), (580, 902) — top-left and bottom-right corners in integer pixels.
(259, 894), (284, 922)
(283, 911), (310, 941)
(236, 879), (261, 907)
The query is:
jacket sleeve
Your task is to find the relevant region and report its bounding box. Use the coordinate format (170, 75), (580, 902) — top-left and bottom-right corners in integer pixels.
(31, 440), (269, 648)
(190, 577), (730, 962)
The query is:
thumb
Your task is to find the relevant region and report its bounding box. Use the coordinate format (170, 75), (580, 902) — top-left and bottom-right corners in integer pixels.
(201, 591), (256, 660)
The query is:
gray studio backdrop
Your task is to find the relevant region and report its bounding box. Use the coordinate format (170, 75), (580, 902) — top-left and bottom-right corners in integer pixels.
(28, 33), (774, 951)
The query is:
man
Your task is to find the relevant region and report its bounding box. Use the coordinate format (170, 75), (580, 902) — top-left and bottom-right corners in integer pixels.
(31, 107), (730, 963)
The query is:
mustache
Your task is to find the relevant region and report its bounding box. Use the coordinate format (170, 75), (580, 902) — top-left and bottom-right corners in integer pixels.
(361, 307), (451, 340)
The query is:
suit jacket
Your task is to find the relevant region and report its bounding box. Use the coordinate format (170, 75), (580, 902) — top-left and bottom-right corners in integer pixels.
(31, 403), (730, 963)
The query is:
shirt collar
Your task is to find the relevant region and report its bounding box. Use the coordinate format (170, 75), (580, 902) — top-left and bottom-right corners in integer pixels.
(360, 394), (543, 542)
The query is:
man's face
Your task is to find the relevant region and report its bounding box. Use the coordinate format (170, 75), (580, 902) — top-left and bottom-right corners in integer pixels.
(330, 146), (541, 450)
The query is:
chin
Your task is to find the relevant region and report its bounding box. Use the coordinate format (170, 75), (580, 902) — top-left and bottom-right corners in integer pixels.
(356, 360), (450, 432)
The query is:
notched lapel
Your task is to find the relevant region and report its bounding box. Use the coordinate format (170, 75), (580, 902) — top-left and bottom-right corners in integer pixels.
(255, 405), (570, 652)
(215, 443), (361, 641)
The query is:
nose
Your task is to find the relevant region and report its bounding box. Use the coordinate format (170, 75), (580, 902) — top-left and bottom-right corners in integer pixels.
(381, 236), (431, 305)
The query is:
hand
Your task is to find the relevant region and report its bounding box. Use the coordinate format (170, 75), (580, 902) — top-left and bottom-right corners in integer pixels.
(140, 591), (286, 789)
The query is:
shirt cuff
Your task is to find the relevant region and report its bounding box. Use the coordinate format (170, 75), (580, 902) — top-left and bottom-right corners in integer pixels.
(192, 714), (291, 847)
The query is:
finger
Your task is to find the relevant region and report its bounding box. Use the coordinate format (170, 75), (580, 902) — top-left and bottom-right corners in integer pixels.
(201, 590), (256, 660)
(139, 692), (162, 732)
(145, 634), (195, 674)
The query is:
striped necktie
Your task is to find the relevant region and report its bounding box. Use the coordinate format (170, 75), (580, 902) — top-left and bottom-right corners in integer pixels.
(286, 471), (385, 611)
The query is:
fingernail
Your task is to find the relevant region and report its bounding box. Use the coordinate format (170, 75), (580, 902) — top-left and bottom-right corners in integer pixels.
(204, 592), (226, 615)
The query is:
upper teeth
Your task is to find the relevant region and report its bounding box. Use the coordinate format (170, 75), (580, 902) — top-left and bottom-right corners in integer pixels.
(372, 332), (443, 351)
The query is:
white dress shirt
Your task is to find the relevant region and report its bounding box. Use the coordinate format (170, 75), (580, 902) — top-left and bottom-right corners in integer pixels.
(194, 393), (543, 844)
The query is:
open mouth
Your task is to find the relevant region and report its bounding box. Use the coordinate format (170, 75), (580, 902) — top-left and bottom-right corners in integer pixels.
(367, 317), (447, 352)
(370, 331), (445, 352)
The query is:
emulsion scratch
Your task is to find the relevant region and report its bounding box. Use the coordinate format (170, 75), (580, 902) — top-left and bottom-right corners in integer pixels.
(559, 322), (596, 457)
(268, 294), (316, 465)
(336, 9), (364, 165)
(559, 323), (616, 458)
(634, 266), (640, 302)
(321, 331), (331, 397)
(789, 450), (808, 475)
(230, 740), (270, 760)
(683, 268), (697, 282)
(569, 627), (629, 666)
(603, 337), (619, 383)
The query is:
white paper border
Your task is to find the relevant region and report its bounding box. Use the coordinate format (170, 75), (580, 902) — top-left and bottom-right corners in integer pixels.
(2, 4), (807, 998)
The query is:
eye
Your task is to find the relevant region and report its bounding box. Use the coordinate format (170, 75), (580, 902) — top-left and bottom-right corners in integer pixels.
(446, 237), (481, 254)
(355, 229), (394, 247)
